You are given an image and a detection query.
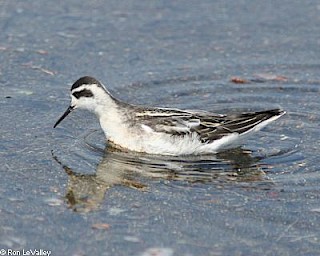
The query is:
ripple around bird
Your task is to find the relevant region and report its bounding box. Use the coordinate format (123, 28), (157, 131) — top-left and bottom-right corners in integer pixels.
(49, 72), (320, 254)
(54, 76), (314, 195)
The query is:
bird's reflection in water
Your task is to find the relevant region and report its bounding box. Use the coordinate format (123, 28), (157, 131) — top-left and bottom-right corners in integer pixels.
(54, 147), (270, 212)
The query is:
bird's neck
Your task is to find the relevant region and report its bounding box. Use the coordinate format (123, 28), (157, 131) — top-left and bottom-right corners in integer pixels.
(94, 92), (120, 118)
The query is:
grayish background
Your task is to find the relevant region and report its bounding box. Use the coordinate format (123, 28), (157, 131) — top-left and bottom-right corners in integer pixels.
(0, 1), (319, 255)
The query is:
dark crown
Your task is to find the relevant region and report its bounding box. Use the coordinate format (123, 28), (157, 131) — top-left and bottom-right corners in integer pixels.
(71, 76), (102, 91)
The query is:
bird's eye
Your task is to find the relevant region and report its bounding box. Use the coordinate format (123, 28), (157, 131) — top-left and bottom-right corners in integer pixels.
(72, 89), (93, 99)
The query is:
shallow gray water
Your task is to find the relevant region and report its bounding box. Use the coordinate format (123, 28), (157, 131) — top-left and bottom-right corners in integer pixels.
(1, 1), (320, 255)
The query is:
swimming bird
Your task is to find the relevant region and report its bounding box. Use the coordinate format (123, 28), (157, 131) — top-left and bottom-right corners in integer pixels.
(54, 76), (285, 155)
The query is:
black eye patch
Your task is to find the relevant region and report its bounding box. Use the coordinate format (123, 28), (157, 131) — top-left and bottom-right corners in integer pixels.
(72, 89), (94, 99)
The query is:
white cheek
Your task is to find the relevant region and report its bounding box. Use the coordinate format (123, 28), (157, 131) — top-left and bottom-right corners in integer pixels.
(70, 96), (77, 107)
(77, 98), (96, 112)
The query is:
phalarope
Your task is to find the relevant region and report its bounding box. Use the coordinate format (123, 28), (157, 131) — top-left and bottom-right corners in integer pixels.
(54, 76), (285, 155)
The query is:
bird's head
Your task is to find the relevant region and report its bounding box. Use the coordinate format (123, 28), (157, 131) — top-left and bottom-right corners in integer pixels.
(54, 76), (109, 128)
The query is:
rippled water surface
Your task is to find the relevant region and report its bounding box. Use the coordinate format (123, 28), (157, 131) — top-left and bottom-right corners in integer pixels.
(1, 1), (320, 255)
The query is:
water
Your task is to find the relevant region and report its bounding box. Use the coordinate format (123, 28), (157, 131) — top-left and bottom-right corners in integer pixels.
(1, 1), (320, 255)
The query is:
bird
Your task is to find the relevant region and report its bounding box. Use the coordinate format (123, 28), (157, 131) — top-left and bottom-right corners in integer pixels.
(54, 76), (285, 156)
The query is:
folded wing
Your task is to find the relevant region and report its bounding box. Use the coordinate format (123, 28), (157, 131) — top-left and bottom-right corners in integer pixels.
(135, 107), (284, 143)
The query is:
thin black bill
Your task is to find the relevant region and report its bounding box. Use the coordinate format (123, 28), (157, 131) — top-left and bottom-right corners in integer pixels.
(53, 106), (74, 128)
